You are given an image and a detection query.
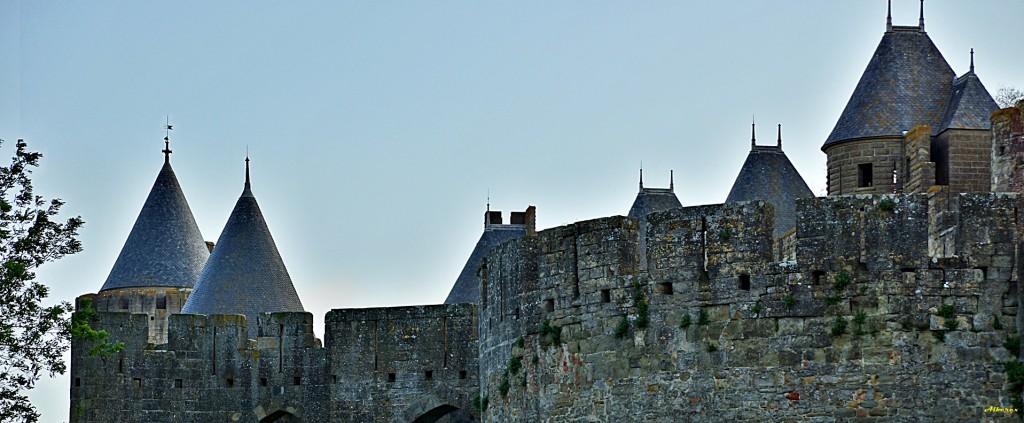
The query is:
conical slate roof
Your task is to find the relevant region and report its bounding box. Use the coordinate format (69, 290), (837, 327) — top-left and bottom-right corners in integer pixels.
(823, 26), (955, 149)
(726, 143), (814, 238)
(444, 224), (525, 305)
(182, 160), (303, 332)
(100, 157), (209, 291)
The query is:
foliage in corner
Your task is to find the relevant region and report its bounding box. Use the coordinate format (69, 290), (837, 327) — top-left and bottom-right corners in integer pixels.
(0, 139), (86, 423)
(1005, 360), (1024, 420)
(614, 315), (629, 339)
(783, 294), (795, 311)
(631, 282), (648, 329)
(539, 319), (561, 346)
(830, 316), (847, 337)
(879, 198), (896, 212)
(471, 394), (489, 414)
(698, 308), (710, 326)
(679, 314), (692, 329)
(70, 298), (124, 357)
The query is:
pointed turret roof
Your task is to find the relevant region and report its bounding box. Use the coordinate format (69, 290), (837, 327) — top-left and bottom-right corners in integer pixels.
(727, 129), (814, 238)
(824, 25), (955, 149)
(627, 170), (681, 220)
(938, 68), (998, 132)
(182, 158), (303, 333)
(100, 151), (209, 291)
(445, 222), (525, 305)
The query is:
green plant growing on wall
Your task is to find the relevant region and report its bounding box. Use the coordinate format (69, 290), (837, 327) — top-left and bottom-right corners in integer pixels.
(783, 294), (794, 311)
(718, 228), (732, 242)
(679, 314), (692, 329)
(499, 373), (510, 398)
(631, 281), (649, 329)
(832, 271), (852, 291)
(853, 310), (868, 337)
(937, 304), (956, 319)
(830, 316), (848, 337)
(471, 395), (489, 414)
(751, 299), (763, 315)
(1005, 336), (1021, 358)
(539, 319), (562, 345)
(706, 342), (718, 353)
(614, 315), (629, 339)
(825, 294), (842, 306)
(879, 198), (896, 211)
(698, 308), (710, 326)
(995, 315), (1004, 330)
(508, 356), (523, 376)
(515, 336), (524, 349)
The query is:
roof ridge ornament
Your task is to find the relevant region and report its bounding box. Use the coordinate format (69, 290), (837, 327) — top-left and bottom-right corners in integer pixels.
(886, 0), (892, 33)
(669, 170), (674, 193)
(162, 116), (173, 164)
(242, 152), (253, 198)
(919, 0), (925, 32)
(970, 48), (975, 73)
(777, 124), (782, 149)
(639, 165), (644, 190)
(750, 116), (756, 149)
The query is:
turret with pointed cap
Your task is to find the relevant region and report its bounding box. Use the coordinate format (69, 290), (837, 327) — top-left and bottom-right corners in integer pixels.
(182, 157), (304, 334)
(100, 138), (209, 291)
(823, 2), (996, 195)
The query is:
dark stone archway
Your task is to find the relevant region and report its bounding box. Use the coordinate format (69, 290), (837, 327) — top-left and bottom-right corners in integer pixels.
(411, 404), (458, 423)
(259, 410), (300, 423)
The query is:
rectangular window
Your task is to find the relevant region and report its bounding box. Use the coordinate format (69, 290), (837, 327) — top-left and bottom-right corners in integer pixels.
(738, 274), (751, 291)
(132, 378), (141, 389)
(600, 289), (611, 303)
(259, 378), (268, 387)
(387, 373), (396, 383)
(657, 282), (673, 295)
(226, 378), (234, 388)
(293, 377), (301, 386)
(174, 379), (183, 388)
(459, 370), (467, 380)
(424, 370), (433, 381)
(156, 294), (167, 310)
(857, 163), (873, 188)
(811, 270), (825, 286)
(544, 298), (555, 312)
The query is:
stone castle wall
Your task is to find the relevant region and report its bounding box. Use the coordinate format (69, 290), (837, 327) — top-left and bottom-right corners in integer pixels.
(476, 194), (1022, 421)
(72, 192), (1024, 422)
(71, 305), (479, 422)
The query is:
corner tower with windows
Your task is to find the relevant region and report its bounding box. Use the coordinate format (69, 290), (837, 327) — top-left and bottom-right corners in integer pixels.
(82, 137), (211, 344)
(823, 1), (997, 195)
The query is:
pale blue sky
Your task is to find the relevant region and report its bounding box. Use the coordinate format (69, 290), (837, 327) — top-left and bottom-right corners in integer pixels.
(3, 1), (1023, 421)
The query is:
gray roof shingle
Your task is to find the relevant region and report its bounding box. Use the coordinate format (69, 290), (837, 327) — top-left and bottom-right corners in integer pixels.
(627, 187), (682, 220)
(938, 72), (998, 131)
(824, 27), (955, 148)
(444, 225), (526, 304)
(182, 165), (303, 333)
(726, 145), (814, 238)
(100, 160), (209, 291)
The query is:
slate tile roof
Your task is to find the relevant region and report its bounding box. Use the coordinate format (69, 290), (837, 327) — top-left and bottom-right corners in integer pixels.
(939, 72), (999, 131)
(726, 145), (814, 238)
(444, 224), (526, 304)
(100, 160), (209, 291)
(627, 187), (682, 220)
(182, 165), (303, 333)
(824, 27), (956, 148)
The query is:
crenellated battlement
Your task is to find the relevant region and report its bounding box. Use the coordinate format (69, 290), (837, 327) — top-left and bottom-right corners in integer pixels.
(476, 193), (1021, 421)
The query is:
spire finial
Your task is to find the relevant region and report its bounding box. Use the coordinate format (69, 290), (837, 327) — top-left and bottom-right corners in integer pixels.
(970, 48), (975, 73)
(487, 189), (490, 212)
(669, 170), (674, 192)
(162, 116), (173, 164)
(751, 116), (756, 149)
(919, 0), (925, 32)
(243, 149), (252, 196)
(639, 165), (644, 190)
(777, 123), (782, 148)
(886, 0), (892, 32)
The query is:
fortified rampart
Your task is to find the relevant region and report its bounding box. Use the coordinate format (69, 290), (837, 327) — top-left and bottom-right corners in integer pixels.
(476, 193), (1021, 421)
(70, 305), (479, 422)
